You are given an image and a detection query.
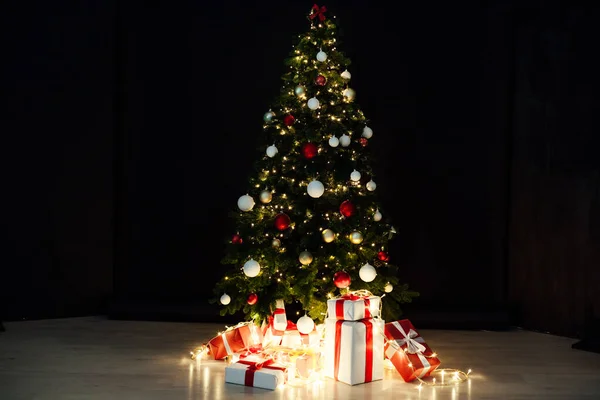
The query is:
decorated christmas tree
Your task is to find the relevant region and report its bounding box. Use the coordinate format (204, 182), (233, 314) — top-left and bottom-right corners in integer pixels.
(213, 5), (417, 325)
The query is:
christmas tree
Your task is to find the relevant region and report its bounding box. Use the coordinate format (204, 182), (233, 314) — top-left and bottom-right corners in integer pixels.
(214, 4), (417, 324)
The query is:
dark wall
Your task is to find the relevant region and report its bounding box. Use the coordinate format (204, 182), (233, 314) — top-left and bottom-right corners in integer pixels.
(2, 2), (114, 320)
(5, 1), (599, 338)
(508, 3), (600, 337)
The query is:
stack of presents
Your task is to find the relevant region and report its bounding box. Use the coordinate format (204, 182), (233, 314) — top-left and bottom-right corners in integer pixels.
(202, 295), (441, 390)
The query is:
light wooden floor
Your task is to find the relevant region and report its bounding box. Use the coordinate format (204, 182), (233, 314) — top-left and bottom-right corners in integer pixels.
(1, 317), (599, 399)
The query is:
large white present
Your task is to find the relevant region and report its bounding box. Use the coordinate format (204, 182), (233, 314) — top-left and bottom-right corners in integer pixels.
(324, 318), (384, 385)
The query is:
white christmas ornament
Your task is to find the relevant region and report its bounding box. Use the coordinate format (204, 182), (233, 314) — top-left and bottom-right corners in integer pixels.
(297, 314), (315, 334)
(350, 170), (361, 182)
(259, 190), (272, 204)
(316, 50), (327, 62)
(366, 180), (377, 191)
(307, 180), (325, 198)
(328, 136), (339, 147)
(263, 110), (274, 123)
(266, 144), (278, 158)
(243, 259), (261, 277)
(343, 88), (356, 101)
(339, 134), (351, 147)
(220, 293), (231, 305)
(299, 250), (313, 265)
(307, 97), (320, 110)
(237, 194), (255, 212)
(362, 126), (373, 139)
(384, 283), (394, 293)
(341, 69), (351, 80)
(359, 263), (377, 282)
(374, 209), (383, 222)
(322, 228), (335, 243)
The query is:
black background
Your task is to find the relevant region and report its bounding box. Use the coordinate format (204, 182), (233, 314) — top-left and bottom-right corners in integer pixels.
(2, 0), (599, 338)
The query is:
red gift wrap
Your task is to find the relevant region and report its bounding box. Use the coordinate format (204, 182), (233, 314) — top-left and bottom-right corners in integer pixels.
(207, 322), (263, 360)
(383, 319), (441, 382)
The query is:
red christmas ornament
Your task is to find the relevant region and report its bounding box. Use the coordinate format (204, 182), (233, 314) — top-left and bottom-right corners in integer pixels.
(283, 114), (295, 126)
(333, 271), (351, 289)
(315, 75), (327, 86)
(231, 233), (243, 244)
(247, 293), (258, 305)
(339, 200), (356, 218)
(301, 142), (319, 159)
(377, 251), (390, 262)
(360, 137), (368, 147)
(274, 213), (291, 231)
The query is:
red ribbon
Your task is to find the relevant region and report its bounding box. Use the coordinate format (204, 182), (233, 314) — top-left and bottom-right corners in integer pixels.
(364, 319), (374, 382)
(334, 320), (343, 380)
(333, 319), (374, 383)
(309, 4), (327, 21)
(238, 358), (287, 387)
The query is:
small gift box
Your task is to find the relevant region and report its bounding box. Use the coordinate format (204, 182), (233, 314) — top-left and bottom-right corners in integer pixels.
(327, 292), (381, 321)
(383, 319), (441, 382)
(280, 328), (320, 348)
(262, 317), (295, 347)
(324, 318), (385, 385)
(225, 354), (287, 390)
(208, 322), (263, 360)
(272, 299), (288, 332)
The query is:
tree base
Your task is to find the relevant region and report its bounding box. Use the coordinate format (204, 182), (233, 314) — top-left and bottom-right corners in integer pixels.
(0, 321), (5, 332)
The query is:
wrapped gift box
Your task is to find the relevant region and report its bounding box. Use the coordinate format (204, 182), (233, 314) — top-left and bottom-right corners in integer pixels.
(272, 299), (288, 331)
(383, 319), (441, 382)
(262, 316), (292, 347)
(225, 354), (287, 390)
(324, 318), (385, 385)
(208, 322), (263, 360)
(327, 294), (381, 321)
(280, 328), (320, 348)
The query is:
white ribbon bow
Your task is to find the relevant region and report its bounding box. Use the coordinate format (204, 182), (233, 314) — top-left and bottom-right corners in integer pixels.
(392, 321), (427, 354)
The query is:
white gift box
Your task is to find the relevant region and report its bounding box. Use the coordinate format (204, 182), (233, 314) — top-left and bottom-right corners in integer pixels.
(324, 318), (384, 385)
(280, 329), (320, 348)
(225, 355), (287, 390)
(272, 299), (288, 331)
(327, 295), (381, 321)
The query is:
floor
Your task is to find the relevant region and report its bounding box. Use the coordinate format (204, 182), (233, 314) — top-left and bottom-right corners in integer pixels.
(1, 317), (599, 399)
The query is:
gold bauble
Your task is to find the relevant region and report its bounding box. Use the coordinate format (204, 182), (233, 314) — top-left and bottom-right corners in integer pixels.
(299, 250), (313, 265)
(260, 190), (272, 204)
(349, 231), (363, 244)
(322, 229), (335, 243)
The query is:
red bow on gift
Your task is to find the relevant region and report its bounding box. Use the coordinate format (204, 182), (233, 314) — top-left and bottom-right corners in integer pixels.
(239, 357), (275, 371)
(309, 4), (327, 21)
(340, 293), (362, 301)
